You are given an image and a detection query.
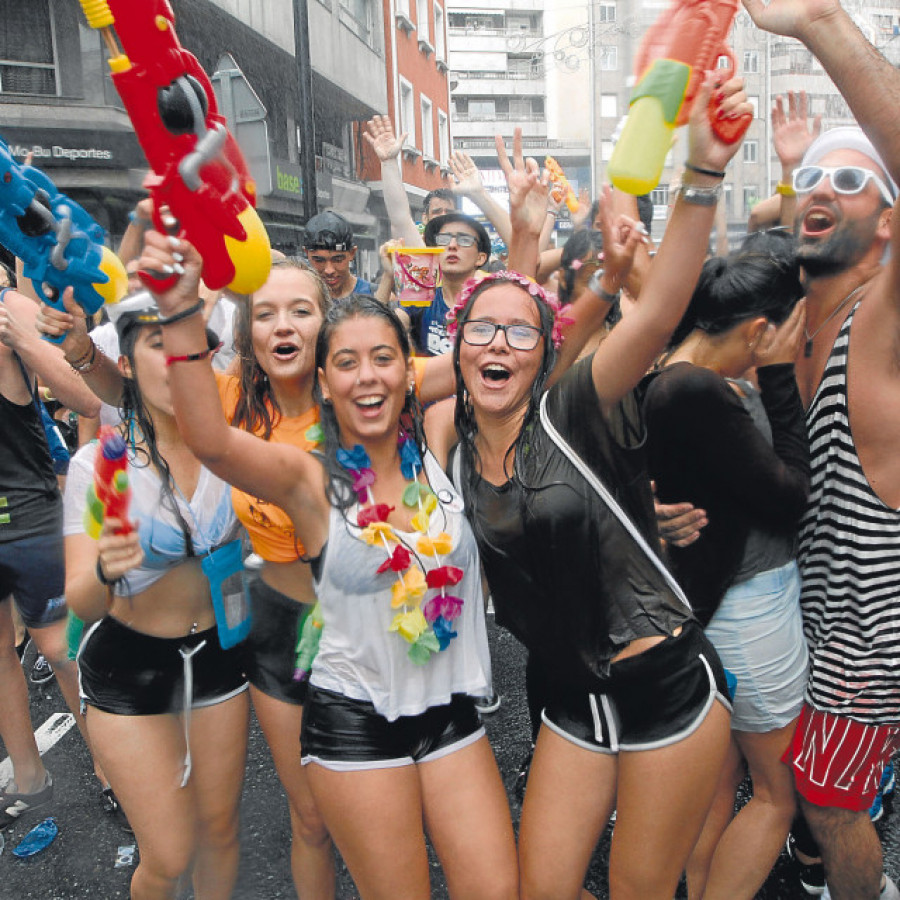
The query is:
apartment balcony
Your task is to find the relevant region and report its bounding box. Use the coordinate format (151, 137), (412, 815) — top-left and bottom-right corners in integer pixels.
(451, 70), (544, 95)
(453, 117), (548, 140)
(447, 30), (541, 54)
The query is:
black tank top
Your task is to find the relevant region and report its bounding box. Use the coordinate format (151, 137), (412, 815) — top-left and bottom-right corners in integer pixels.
(0, 385), (61, 542)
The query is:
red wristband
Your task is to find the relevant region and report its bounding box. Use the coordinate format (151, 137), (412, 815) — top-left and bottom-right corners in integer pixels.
(165, 342), (223, 367)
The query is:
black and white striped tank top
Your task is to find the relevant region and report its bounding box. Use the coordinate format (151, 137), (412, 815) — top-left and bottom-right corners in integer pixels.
(799, 302), (900, 725)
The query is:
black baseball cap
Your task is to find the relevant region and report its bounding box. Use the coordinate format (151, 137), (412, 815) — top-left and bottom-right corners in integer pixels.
(423, 213), (491, 258)
(303, 211), (355, 252)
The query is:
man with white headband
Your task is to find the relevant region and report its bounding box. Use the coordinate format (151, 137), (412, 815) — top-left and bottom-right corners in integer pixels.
(744, 1), (900, 899)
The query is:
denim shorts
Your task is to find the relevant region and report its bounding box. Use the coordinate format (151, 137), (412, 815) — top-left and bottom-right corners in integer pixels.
(0, 531), (67, 628)
(705, 560), (808, 733)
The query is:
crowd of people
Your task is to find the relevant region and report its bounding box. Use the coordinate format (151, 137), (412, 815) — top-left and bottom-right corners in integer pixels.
(1, 1), (899, 898)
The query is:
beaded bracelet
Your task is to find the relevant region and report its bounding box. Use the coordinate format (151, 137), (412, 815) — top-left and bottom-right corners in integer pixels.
(157, 299), (204, 327)
(66, 340), (95, 371)
(684, 161), (726, 179)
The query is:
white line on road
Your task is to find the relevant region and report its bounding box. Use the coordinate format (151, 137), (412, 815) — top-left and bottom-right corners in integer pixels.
(0, 713), (75, 785)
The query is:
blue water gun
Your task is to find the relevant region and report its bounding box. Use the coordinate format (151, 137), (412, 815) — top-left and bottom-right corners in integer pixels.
(0, 136), (126, 340)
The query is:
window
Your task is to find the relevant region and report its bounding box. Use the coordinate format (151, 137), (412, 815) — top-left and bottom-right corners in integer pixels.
(399, 79), (415, 142)
(723, 184), (733, 216)
(743, 186), (758, 215)
(743, 140), (758, 163)
(0, 0), (56, 95)
(748, 95), (759, 118)
(469, 99), (495, 117)
(650, 186), (669, 207)
(438, 111), (449, 165)
(340, 0), (374, 44)
(434, 4), (445, 59)
(601, 140), (614, 162)
(598, 2), (617, 23)
(600, 93), (617, 118)
(743, 50), (759, 74)
(396, 0), (409, 15)
(417, 0), (430, 41)
(420, 95), (434, 158)
(599, 46), (617, 71)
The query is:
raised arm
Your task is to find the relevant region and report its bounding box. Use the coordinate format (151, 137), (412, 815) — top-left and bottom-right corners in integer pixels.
(137, 231), (331, 552)
(449, 150), (512, 247)
(771, 91), (821, 228)
(590, 74), (752, 413)
(744, 0), (900, 286)
(364, 115), (424, 247)
(0, 289), (100, 416)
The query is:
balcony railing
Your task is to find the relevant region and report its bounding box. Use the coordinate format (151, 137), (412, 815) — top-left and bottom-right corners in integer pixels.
(452, 70), (543, 81)
(448, 26), (542, 37)
(456, 137), (586, 150)
(454, 112), (545, 122)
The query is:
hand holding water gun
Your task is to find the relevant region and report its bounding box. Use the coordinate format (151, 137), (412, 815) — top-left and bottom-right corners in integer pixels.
(608, 0), (753, 195)
(84, 426), (132, 540)
(0, 137), (126, 339)
(78, 0), (271, 295)
(545, 156), (579, 213)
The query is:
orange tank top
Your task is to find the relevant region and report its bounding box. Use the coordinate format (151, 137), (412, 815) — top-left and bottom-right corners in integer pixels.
(217, 374), (320, 563)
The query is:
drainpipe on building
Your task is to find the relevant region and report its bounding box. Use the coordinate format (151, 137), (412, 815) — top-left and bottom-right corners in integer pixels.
(293, 0), (319, 221)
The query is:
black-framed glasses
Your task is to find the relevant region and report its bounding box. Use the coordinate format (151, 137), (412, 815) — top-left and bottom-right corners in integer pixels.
(434, 232), (477, 248)
(793, 165), (894, 206)
(461, 319), (542, 351)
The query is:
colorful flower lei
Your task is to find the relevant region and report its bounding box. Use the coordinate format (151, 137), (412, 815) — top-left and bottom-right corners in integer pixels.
(444, 269), (572, 349)
(337, 436), (464, 665)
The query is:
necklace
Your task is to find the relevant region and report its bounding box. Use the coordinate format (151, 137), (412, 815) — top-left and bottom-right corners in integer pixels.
(336, 435), (465, 665)
(803, 284), (866, 357)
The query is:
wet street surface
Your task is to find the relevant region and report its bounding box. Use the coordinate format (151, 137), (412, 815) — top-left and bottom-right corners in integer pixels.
(2, 616), (898, 899)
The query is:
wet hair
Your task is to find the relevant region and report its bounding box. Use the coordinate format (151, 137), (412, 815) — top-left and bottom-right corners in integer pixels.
(669, 234), (803, 348)
(450, 275), (557, 511)
(231, 258), (331, 440)
(312, 294), (426, 512)
(558, 229), (603, 304)
(117, 317), (219, 557)
(424, 188), (455, 217)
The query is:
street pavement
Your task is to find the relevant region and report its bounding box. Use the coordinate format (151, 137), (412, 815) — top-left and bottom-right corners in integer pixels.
(2, 617), (898, 899)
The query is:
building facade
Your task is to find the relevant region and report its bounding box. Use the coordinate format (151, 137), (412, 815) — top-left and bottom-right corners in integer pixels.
(0, 0), (387, 265)
(360, 0), (454, 225)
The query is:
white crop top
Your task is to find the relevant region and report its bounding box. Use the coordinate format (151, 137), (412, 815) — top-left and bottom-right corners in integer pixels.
(64, 440), (240, 596)
(310, 451), (492, 721)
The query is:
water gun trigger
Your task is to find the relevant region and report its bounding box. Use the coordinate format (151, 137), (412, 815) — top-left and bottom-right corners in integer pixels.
(707, 54), (752, 144)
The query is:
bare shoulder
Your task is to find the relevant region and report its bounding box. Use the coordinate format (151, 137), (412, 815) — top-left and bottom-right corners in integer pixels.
(424, 398), (457, 469)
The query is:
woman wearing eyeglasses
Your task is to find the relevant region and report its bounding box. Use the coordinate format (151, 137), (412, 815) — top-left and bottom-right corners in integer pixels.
(425, 77), (752, 899)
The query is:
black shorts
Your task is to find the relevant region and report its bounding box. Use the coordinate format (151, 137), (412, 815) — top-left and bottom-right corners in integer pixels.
(300, 685), (485, 771)
(543, 621), (732, 753)
(78, 617), (248, 716)
(241, 578), (314, 705)
(0, 531), (67, 628)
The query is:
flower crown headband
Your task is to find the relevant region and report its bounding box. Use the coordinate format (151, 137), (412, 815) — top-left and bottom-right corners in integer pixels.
(444, 270), (571, 349)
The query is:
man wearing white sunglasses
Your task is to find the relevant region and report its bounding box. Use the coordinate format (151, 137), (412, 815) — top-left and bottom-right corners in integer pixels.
(743, 2), (900, 899)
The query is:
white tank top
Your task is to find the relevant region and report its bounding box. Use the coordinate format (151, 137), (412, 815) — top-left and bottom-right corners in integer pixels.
(311, 451), (492, 721)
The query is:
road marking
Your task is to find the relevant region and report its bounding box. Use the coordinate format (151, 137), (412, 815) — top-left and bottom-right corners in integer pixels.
(0, 713), (75, 785)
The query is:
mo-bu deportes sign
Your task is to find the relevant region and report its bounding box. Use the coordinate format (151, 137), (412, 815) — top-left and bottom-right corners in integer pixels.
(1, 128), (145, 169)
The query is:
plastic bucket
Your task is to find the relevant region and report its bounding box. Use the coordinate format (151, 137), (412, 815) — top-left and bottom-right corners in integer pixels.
(391, 247), (444, 307)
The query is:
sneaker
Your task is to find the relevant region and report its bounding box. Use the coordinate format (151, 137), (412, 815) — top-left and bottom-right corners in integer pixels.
(30, 655), (54, 685)
(101, 787), (133, 834)
(474, 691), (501, 715)
(0, 772), (54, 831)
(786, 832), (826, 896)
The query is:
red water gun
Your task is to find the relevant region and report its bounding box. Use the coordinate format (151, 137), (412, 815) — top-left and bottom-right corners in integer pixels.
(84, 426), (132, 539)
(607, 0), (753, 195)
(78, 0), (271, 294)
